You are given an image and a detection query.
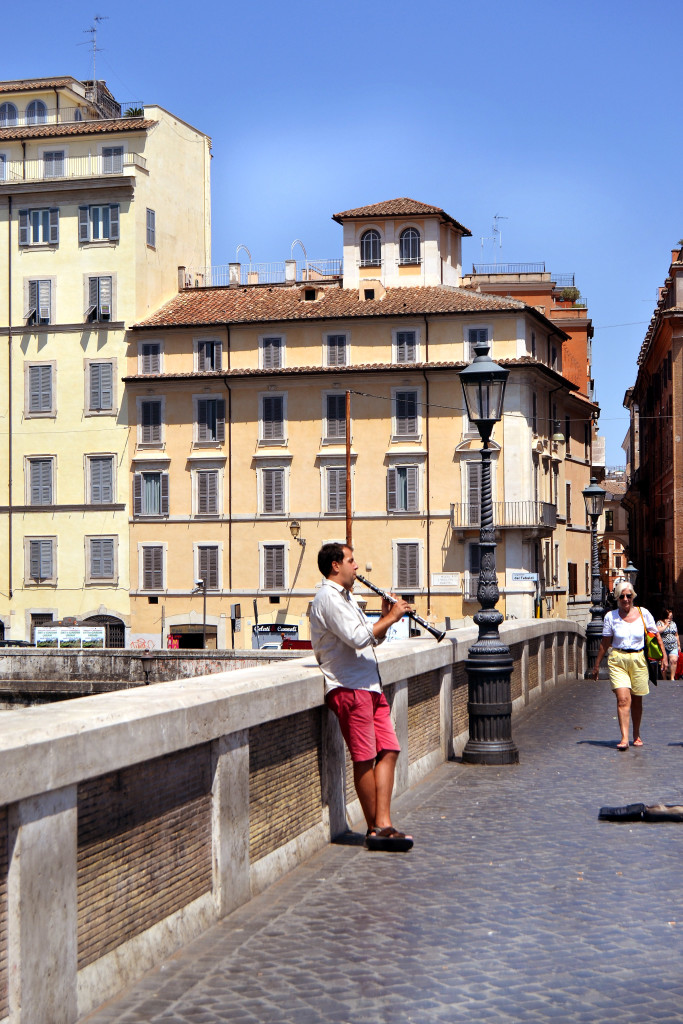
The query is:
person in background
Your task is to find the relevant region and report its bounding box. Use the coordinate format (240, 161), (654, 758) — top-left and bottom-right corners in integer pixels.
(656, 608), (680, 680)
(591, 579), (666, 749)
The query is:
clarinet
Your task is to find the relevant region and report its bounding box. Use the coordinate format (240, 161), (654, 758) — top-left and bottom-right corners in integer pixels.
(354, 573), (447, 642)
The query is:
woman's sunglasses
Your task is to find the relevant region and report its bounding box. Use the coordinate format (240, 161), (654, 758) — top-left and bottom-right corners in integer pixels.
(618, 593), (634, 600)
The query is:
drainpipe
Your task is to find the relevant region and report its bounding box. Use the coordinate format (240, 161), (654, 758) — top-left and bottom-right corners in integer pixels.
(7, 197), (12, 598)
(422, 315), (432, 614)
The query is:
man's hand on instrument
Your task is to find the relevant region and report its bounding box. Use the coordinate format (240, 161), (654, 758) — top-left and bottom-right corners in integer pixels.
(384, 594), (411, 623)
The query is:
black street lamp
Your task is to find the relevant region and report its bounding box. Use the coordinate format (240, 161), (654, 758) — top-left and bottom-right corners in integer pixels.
(624, 560), (638, 587)
(459, 340), (519, 765)
(582, 477), (607, 678)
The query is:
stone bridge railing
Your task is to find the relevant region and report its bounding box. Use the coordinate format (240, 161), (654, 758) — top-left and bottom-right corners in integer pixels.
(0, 620), (585, 1023)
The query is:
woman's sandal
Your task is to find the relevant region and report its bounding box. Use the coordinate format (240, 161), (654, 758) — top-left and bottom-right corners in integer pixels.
(365, 826), (414, 852)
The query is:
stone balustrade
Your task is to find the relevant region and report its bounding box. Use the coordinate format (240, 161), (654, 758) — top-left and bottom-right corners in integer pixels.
(0, 619), (584, 1023)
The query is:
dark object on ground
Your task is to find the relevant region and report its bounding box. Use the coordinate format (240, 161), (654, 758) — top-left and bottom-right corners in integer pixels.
(598, 803), (645, 822)
(365, 826), (414, 852)
(643, 803), (683, 822)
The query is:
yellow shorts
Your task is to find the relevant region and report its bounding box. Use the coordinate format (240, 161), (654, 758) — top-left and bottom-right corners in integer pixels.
(608, 648), (649, 695)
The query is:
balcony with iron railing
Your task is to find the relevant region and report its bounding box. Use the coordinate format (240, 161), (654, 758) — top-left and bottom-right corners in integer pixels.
(0, 102), (144, 128)
(450, 500), (557, 533)
(182, 259), (343, 288)
(3, 151), (147, 184)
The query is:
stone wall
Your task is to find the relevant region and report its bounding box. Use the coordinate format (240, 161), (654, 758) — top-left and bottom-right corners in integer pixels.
(0, 619), (585, 1024)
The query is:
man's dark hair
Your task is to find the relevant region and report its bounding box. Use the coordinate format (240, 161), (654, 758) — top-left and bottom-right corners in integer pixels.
(318, 542), (348, 578)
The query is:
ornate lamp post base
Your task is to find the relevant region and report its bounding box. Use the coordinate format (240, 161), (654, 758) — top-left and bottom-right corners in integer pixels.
(462, 609), (519, 765)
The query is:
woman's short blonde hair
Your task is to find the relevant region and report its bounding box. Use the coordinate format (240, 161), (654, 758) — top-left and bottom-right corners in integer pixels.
(614, 578), (637, 600)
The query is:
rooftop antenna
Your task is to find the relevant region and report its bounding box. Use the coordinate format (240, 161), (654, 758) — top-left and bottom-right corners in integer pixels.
(480, 213), (508, 265)
(81, 14), (108, 81)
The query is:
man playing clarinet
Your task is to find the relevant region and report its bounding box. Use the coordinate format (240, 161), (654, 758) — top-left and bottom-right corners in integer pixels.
(309, 542), (413, 851)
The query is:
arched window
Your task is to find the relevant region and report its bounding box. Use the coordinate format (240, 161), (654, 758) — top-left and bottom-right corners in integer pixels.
(0, 102), (18, 126)
(399, 227), (421, 265)
(360, 229), (381, 267)
(26, 100), (47, 125)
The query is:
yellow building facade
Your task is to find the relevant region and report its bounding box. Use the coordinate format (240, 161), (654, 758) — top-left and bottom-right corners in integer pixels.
(126, 200), (596, 649)
(0, 76), (211, 643)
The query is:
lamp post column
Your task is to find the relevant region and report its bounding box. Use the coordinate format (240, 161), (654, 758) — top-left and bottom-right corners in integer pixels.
(582, 478), (608, 679)
(462, 436), (519, 765)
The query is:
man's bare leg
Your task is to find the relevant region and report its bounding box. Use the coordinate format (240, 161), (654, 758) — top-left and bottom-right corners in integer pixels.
(353, 759), (378, 829)
(373, 750), (398, 829)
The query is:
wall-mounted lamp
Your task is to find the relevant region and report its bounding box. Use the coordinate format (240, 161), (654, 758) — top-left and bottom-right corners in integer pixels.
(289, 520), (306, 548)
(551, 420), (565, 443)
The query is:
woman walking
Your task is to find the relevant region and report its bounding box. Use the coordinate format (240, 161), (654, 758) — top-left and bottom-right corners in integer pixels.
(656, 608), (680, 680)
(591, 580), (667, 749)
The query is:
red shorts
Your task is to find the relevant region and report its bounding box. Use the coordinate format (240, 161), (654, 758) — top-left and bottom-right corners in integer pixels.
(326, 687), (400, 763)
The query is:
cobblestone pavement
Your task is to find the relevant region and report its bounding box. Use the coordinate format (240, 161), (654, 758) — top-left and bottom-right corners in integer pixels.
(81, 676), (683, 1024)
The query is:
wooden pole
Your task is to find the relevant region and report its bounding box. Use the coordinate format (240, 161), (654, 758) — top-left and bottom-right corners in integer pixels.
(345, 390), (352, 547)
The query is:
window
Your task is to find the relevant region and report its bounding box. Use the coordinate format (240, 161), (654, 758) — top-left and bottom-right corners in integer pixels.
(0, 154), (5, 180)
(28, 458), (53, 505)
(325, 334), (347, 367)
(79, 205), (119, 242)
(19, 208), (59, 246)
(140, 342), (161, 374)
(584, 423), (591, 460)
(396, 542), (420, 589)
(86, 276), (113, 321)
(393, 390), (419, 437)
(88, 456), (114, 504)
(262, 544), (285, 590)
(566, 482), (572, 525)
(466, 327), (489, 361)
(26, 100), (47, 125)
(565, 416), (571, 454)
(324, 394), (346, 441)
(25, 280), (52, 325)
(88, 362), (113, 412)
(102, 146), (124, 174)
(196, 339), (222, 371)
(260, 394), (285, 442)
(568, 562), (577, 597)
(531, 331), (536, 358)
(196, 469), (219, 515)
(261, 467), (285, 514)
(27, 364), (53, 415)
(387, 466), (419, 513)
(146, 208), (156, 247)
(532, 393), (538, 434)
(0, 102), (17, 126)
(139, 399), (162, 445)
(395, 330), (417, 364)
(28, 539), (54, 583)
(261, 336), (283, 369)
(195, 397), (225, 443)
(43, 151), (64, 178)
(615, 554), (622, 569)
(399, 228), (420, 265)
(197, 545), (219, 590)
(133, 472), (169, 516)
(141, 546), (164, 590)
(604, 510), (614, 532)
(465, 542), (481, 600)
(326, 467), (346, 514)
(360, 229), (381, 267)
(88, 537), (116, 581)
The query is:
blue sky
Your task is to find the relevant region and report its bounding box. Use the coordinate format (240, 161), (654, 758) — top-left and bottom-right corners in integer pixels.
(3, 0), (681, 463)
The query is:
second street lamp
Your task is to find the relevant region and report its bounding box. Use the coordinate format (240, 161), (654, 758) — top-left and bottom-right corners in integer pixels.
(582, 477), (607, 678)
(459, 339), (519, 765)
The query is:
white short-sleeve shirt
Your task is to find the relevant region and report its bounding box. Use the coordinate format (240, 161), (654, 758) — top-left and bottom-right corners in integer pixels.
(602, 607), (656, 650)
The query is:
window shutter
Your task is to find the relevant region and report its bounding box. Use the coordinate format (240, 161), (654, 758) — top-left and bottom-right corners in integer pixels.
(263, 545), (284, 589)
(133, 473), (143, 515)
(96, 363), (113, 410)
(91, 457), (113, 503)
(263, 468), (284, 513)
(326, 394), (345, 439)
(99, 276), (112, 318)
(327, 335), (346, 366)
(262, 396), (283, 440)
(160, 473), (169, 515)
(27, 280), (38, 320)
(30, 460), (52, 505)
(38, 280), (51, 321)
(197, 342), (206, 372)
(109, 205), (119, 241)
(30, 540), (41, 580)
(196, 399), (209, 441)
(215, 399), (225, 442)
(141, 400), (161, 443)
(89, 364), (101, 410)
(197, 470), (218, 514)
(30, 539), (53, 580)
(19, 210), (29, 246)
(79, 206), (90, 242)
(46, 208), (59, 245)
(396, 332), (416, 363)
(387, 468), (398, 512)
(405, 465), (419, 511)
(213, 344), (222, 370)
(143, 547), (163, 590)
(467, 462), (482, 526)
(141, 344), (160, 374)
(397, 543), (419, 589)
(327, 467), (345, 513)
(29, 366), (51, 413)
(199, 547), (219, 590)
(262, 337), (282, 369)
(91, 538), (114, 578)
(395, 391), (417, 435)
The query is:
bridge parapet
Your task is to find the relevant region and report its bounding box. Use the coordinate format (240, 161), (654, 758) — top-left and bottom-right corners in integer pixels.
(0, 619), (584, 1023)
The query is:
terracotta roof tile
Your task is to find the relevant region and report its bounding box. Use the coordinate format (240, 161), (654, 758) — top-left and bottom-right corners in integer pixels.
(0, 117), (155, 141)
(134, 284), (523, 330)
(0, 77), (77, 94)
(332, 197), (471, 236)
